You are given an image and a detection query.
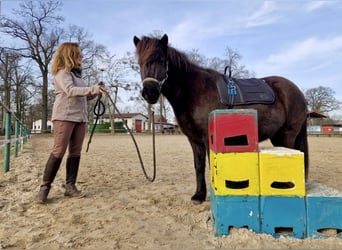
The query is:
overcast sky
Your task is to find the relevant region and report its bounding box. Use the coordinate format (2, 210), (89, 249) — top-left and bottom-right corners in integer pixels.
(2, 0), (342, 115)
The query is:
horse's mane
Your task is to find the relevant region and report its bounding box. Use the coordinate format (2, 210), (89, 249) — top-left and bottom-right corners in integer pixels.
(136, 36), (198, 72)
(167, 46), (193, 72)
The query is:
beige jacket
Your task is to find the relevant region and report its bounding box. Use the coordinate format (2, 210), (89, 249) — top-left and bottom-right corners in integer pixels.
(51, 69), (101, 123)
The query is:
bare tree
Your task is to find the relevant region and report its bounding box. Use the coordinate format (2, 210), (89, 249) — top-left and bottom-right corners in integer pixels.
(121, 50), (155, 132)
(207, 57), (226, 72)
(1, 0), (64, 132)
(187, 48), (208, 66)
(0, 46), (37, 130)
(1, 1), (107, 132)
(223, 47), (255, 78)
(305, 86), (341, 114)
(99, 51), (131, 134)
(0, 49), (19, 130)
(13, 60), (36, 122)
(0, 49), (18, 108)
(187, 47), (254, 78)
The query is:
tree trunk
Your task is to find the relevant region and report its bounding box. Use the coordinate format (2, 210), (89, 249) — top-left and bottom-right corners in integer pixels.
(42, 72), (48, 133)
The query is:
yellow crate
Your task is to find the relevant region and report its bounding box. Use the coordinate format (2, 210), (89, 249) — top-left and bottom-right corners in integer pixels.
(259, 147), (305, 196)
(210, 151), (259, 196)
(209, 150), (216, 188)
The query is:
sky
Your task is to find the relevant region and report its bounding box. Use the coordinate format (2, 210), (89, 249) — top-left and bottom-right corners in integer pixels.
(2, 0), (342, 116)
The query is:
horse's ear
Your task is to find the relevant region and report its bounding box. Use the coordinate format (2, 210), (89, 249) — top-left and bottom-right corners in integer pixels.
(160, 34), (168, 46)
(133, 36), (140, 47)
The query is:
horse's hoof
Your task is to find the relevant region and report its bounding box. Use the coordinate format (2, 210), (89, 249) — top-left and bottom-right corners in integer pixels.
(191, 193), (205, 204)
(191, 199), (203, 205)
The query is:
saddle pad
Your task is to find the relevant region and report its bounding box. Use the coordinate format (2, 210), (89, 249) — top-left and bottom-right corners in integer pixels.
(217, 76), (276, 106)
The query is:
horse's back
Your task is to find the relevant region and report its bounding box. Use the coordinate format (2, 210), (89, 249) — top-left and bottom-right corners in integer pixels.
(228, 75), (307, 143)
(262, 75), (307, 113)
(262, 76), (306, 100)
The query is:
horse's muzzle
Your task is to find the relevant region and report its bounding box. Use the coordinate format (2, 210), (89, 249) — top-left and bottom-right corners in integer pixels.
(142, 82), (161, 104)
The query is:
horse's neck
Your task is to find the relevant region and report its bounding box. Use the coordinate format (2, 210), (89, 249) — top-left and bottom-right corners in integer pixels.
(163, 66), (208, 123)
(163, 62), (222, 114)
(163, 67), (190, 105)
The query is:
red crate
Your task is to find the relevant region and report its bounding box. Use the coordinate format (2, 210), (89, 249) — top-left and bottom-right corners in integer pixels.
(208, 109), (258, 153)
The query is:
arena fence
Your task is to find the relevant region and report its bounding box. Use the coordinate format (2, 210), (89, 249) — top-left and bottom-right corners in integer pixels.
(308, 131), (342, 137)
(0, 101), (30, 172)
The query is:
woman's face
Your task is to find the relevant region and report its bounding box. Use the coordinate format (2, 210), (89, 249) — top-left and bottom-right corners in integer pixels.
(76, 48), (83, 66)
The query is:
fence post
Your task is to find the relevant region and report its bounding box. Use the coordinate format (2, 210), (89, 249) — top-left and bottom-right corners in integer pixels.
(20, 124), (24, 151)
(4, 111), (11, 172)
(14, 119), (20, 157)
(22, 126), (26, 145)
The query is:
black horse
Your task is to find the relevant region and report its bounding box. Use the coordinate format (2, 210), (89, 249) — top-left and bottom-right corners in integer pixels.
(133, 34), (308, 203)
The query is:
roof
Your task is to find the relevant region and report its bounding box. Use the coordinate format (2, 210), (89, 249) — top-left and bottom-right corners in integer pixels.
(307, 111), (327, 118)
(153, 114), (167, 123)
(114, 113), (147, 119)
(100, 113), (148, 119)
(100, 113), (168, 121)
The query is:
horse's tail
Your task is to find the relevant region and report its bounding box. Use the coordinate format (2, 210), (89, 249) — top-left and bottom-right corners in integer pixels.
(295, 120), (309, 180)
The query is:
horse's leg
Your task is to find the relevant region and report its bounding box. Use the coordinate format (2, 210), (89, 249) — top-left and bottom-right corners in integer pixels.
(294, 122), (309, 180)
(189, 140), (207, 204)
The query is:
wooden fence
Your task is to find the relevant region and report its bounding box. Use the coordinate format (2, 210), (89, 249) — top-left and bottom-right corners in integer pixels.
(0, 101), (30, 172)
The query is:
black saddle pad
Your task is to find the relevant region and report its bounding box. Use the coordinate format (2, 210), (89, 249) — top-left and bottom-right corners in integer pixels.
(217, 76), (276, 106)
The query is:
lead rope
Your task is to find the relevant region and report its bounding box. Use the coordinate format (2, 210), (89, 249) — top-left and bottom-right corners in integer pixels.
(86, 95), (105, 152)
(87, 93), (156, 182)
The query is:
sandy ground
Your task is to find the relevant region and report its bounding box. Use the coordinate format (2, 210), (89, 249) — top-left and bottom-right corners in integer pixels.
(0, 133), (341, 249)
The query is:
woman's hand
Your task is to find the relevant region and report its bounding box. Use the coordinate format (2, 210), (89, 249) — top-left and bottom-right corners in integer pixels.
(98, 82), (108, 95)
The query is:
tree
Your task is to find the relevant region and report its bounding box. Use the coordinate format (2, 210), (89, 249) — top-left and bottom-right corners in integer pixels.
(1, 1), (107, 132)
(121, 50), (155, 132)
(222, 47), (255, 78)
(305, 86), (341, 114)
(187, 48), (208, 66)
(12, 60), (36, 122)
(0, 49), (18, 110)
(186, 47), (255, 78)
(0, 49), (18, 130)
(98, 51), (131, 134)
(1, 0), (64, 132)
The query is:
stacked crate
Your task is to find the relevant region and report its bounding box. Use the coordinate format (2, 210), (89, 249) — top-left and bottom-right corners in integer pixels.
(209, 109), (260, 236)
(259, 147), (306, 238)
(306, 183), (342, 238)
(209, 109), (342, 239)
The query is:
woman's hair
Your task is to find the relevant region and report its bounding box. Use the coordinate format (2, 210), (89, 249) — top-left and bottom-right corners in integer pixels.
(51, 42), (81, 75)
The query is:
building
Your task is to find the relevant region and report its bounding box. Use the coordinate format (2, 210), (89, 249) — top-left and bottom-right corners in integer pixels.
(97, 112), (149, 133)
(92, 112), (176, 133)
(32, 119), (53, 133)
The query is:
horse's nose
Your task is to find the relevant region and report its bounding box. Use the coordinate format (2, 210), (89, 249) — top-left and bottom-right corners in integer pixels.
(141, 86), (160, 104)
(141, 88), (150, 101)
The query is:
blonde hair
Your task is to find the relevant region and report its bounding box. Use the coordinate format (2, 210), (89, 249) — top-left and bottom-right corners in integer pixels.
(51, 42), (81, 75)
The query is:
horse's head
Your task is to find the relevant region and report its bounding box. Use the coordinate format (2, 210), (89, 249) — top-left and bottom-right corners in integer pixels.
(133, 34), (169, 104)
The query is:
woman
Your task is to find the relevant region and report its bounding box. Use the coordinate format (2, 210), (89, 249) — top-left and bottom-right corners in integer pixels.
(35, 42), (106, 203)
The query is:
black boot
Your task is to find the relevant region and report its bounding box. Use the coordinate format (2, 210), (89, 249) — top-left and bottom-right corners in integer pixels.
(64, 156), (82, 197)
(35, 154), (62, 203)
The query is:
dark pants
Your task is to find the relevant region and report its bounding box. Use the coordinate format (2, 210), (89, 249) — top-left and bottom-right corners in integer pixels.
(52, 120), (86, 158)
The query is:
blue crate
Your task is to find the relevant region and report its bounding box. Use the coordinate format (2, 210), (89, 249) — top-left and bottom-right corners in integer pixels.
(210, 188), (260, 236)
(260, 196), (306, 239)
(306, 196), (342, 239)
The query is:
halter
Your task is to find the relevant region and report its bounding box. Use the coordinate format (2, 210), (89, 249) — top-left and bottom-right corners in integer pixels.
(142, 61), (169, 91)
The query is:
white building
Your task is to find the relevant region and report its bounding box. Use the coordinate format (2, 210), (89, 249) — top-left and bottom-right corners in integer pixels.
(93, 113), (175, 133)
(32, 119), (53, 133)
(98, 113), (149, 133)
